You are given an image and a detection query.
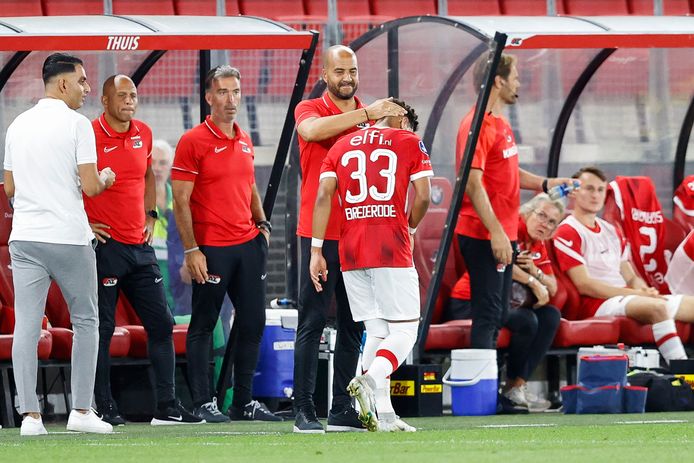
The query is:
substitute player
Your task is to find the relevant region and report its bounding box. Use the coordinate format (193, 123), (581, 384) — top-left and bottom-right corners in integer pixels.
(554, 166), (694, 363)
(85, 75), (202, 425)
(309, 100), (432, 432)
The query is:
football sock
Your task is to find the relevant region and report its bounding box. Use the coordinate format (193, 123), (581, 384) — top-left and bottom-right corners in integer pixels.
(366, 321), (419, 389)
(652, 319), (687, 362)
(362, 319), (389, 372)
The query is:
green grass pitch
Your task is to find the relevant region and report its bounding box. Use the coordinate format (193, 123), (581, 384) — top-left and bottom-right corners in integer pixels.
(1, 412), (692, 463)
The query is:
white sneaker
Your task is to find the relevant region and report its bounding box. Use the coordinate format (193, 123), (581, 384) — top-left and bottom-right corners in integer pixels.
(377, 416), (416, 432)
(522, 385), (552, 411)
(347, 374), (378, 432)
(67, 409), (114, 434)
(503, 386), (529, 409)
(20, 415), (47, 436)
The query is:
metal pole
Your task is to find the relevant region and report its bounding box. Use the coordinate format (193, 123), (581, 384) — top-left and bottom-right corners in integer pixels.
(199, 50), (211, 123)
(438, 0), (448, 16)
(653, 0), (664, 15)
(216, 0), (226, 16)
(103, 0), (112, 15)
(387, 27), (399, 98)
(547, 0), (557, 16)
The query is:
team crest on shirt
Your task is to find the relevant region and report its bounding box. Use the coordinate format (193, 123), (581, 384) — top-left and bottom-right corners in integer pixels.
(132, 140), (143, 149)
(102, 277), (118, 287)
(430, 185), (443, 206)
(239, 140), (252, 154)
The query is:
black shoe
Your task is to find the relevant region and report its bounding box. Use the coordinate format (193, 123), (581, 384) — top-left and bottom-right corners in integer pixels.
(151, 401), (206, 426)
(229, 400), (282, 422)
(293, 407), (324, 434)
(97, 402), (126, 426)
(326, 407), (367, 432)
(497, 393), (529, 415)
(193, 398), (231, 423)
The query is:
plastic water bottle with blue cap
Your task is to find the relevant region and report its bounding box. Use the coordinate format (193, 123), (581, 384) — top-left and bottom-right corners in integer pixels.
(547, 179), (580, 200)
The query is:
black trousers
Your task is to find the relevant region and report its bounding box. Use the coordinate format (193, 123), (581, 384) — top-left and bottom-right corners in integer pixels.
(458, 235), (515, 349)
(445, 298), (561, 381)
(94, 239), (175, 410)
(504, 305), (561, 380)
(293, 237), (363, 412)
(186, 233), (267, 408)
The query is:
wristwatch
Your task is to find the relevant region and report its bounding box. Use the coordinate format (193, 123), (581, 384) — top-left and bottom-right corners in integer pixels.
(256, 220), (272, 233)
(147, 209), (158, 219)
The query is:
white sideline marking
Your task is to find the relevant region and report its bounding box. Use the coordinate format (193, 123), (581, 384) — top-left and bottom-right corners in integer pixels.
(613, 420), (688, 425)
(476, 424), (557, 428)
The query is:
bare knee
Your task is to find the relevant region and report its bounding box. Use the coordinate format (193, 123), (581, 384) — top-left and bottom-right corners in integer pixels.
(647, 302), (670, 324)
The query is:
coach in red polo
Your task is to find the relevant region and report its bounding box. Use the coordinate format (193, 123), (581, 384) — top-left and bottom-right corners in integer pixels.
(172, 65), (279, 423)
(84, 75), (201, 426)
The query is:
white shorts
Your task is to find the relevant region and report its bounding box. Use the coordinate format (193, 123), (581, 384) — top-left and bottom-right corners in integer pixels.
(342, 267), (420, 322)
(594, 294), (683, 318)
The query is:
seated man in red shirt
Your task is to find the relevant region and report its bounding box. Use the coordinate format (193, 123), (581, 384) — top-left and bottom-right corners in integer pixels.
(446, 194), (563, 411)
(665, 230), (694, 295)
(554, 166), (694, 363)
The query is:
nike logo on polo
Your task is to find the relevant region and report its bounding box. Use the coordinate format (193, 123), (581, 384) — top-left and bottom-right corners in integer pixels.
(155, 277), (163, 284)
(104, 146), (118, 153)
(555, 237), (573, 248)
(214, 146), (228, 153)
(167, 415), (183, 421)
(261, 274), (267, 280)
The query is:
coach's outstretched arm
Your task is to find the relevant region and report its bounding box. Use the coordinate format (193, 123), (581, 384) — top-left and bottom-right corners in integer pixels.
(297, 98), (405, 142)
(309, 177), (337, 292)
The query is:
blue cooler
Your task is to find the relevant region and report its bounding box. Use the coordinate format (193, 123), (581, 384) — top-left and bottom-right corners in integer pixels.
(252, 309), (297, 398)
(443, 349), (498, 416)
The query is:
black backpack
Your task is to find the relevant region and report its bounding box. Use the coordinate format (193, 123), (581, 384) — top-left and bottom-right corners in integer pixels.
(627, 371), (694, 412)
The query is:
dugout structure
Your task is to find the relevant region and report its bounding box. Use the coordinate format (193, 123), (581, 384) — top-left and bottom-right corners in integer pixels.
(0, 14), (317, 425)
(285, 15), (694, 361)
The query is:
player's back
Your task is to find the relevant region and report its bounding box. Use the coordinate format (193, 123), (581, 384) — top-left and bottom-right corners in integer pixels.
(321, 126), (432, 270)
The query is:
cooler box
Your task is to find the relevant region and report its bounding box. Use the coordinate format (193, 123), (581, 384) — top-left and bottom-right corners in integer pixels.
(252, 309), (297, 398)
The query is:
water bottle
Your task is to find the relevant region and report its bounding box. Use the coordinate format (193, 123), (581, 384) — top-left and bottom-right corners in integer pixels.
(547, 180), (580, 200)
(270, 297), (296, 309)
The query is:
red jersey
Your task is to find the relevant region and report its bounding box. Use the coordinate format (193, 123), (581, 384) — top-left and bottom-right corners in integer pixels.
(607, 176), (670, 293)
(171, 116), (259, 246)
(450, 217), (553, 301)
(673, 174), (694, 232)
(320, 127), (433, 271)
(84, 114), (152, 245)
(454, 109), (520, 241)
(295, 93), (369, 240)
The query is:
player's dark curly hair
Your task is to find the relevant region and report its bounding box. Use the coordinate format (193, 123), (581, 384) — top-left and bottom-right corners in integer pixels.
(391, 98), (419, 133)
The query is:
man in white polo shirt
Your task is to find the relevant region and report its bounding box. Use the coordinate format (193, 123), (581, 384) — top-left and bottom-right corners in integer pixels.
(3, 53), (116, 436)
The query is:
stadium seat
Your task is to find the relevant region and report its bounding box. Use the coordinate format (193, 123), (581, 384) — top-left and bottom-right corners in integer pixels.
(501, 0), (566, 14)
(239, 0), (324, 22)
(673, 175), (694, 233)
(112, 0), (175, 15)
(0, 305), (53, 360)
(545, 239), (621, 346)
(370, 0), (437, 16)
(628, 0), (691, 14)
(425, 319), (512, 351)
(174, 0), (240, 15)
(0, 0), (43, 16)
(616, 316), (691, 346)
(41, 0), (103, 15)
(447, 0), (502, 15)
(564, 0), (630, 14)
